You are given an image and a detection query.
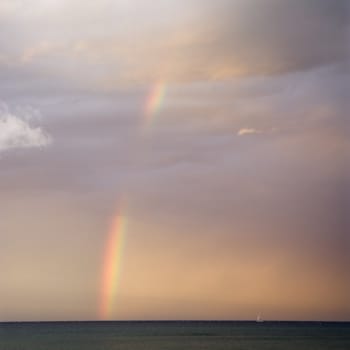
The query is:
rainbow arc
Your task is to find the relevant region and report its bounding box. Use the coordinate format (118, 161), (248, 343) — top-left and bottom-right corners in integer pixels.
(99, 80), (167, 319)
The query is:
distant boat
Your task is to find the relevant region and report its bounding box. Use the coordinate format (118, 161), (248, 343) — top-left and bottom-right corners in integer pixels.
(256, 314), (264, 323)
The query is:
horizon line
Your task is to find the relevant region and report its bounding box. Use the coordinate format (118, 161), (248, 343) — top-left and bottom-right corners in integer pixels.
(1, 319), (350, 324)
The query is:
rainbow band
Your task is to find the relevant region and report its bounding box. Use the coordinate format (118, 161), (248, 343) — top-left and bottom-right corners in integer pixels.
(98, 81), (167, 320)
(144, 81), (166, 126)
(99, 213), (127, 320)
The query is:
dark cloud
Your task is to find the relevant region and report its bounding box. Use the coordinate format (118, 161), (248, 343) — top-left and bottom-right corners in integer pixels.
(190, 0), (349, 77)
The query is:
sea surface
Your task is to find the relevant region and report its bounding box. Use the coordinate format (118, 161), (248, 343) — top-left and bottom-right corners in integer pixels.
(0, 321), (349, 350)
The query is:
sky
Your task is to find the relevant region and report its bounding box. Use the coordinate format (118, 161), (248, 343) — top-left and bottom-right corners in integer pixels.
(0, 0), (349, 322)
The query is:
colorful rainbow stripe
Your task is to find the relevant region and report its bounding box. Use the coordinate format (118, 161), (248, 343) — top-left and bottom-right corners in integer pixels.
(99, 211), (128, 320)
(144, 80), (166, 127)
(98, 81), (167, 319)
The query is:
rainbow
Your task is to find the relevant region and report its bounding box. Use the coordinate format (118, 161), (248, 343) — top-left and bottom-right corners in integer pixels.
(144, 80), (166, 127)
(98, 81), (167, 320)
(99, 210), (128, 320)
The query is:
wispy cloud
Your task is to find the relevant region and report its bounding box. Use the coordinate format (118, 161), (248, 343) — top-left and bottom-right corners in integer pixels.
(20, 40), (62, 63)
(0, 105), (52, 152)
(237, 128), (261, 136)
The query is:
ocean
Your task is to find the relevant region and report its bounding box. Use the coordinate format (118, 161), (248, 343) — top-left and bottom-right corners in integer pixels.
(0, 321), (349, 349)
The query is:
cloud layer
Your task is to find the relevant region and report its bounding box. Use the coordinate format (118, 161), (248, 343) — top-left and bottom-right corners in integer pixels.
(0, 0), (348, 88)
(0, 1), (349, 321)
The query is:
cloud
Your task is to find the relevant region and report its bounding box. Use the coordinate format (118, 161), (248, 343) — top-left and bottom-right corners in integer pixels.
(20, 40), (62, 63)
(237, 128), (261, 136)
(0, 63), (348, 320)
(0, 0), (348, 90)
(0, 105), (52, 152)
(78, 0), (350, 83)
(191, 0), (349, 78)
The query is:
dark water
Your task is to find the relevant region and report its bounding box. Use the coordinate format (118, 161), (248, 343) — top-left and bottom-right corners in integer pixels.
(0, 321), (349, 350)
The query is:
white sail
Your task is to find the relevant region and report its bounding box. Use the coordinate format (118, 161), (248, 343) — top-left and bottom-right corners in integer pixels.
(256, 314), (263, 322)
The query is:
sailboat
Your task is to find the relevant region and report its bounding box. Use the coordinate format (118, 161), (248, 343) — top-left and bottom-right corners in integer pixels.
(256, 314), (264, 323)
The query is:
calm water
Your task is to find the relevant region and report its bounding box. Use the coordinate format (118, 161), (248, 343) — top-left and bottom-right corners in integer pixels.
(0, 321), (349, 350)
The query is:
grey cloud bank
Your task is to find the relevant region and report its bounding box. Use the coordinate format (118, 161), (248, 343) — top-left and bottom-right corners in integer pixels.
(0, 0), (348, 89)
